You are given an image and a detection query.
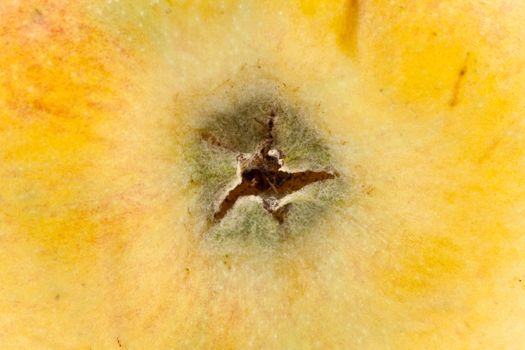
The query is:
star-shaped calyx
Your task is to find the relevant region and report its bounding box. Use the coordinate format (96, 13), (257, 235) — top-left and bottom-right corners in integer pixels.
(204, 112), (337, 224)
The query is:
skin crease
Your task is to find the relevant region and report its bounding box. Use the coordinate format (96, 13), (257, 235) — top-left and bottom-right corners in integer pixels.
(1, 0), (525, 349)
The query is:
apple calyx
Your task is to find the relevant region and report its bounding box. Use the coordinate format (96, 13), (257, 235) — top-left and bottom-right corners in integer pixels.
(212, 113), (336, 223)
(187, 91), (346, 244)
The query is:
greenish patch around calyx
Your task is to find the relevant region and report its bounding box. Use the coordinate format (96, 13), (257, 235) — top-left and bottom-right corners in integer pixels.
(186, 92), (347, 247)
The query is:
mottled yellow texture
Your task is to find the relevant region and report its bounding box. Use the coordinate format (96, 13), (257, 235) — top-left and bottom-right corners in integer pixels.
(1, 0), (525, 349)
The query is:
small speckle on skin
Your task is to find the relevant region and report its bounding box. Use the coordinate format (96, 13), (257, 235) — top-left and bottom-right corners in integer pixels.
(183, 267), (191, 281)
(222, 254), (232, 268)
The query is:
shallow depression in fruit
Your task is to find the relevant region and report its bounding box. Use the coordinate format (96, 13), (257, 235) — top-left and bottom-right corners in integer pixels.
(185, 91), (347, 246)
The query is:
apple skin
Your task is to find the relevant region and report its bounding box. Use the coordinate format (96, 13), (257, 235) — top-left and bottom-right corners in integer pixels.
(1, 0), (525, 349)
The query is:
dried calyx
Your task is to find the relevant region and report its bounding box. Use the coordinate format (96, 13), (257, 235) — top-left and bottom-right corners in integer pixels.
(209, 112), (336, 223)
(189, 91), (346, 245)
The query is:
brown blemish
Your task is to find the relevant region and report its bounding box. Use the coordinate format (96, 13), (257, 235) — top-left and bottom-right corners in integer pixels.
(117, 337), (122, 347)
(199, 131), (235, 152)
(265, 203), (290, 224)
(206, 114), (336, 223)
(450, 54), (470, 107)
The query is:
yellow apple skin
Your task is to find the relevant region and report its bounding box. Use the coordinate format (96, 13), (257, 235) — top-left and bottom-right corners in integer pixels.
(1, 0), (525, 349)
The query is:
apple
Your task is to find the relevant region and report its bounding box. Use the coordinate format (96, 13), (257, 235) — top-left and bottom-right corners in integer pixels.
(1, 0), (525, 349)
